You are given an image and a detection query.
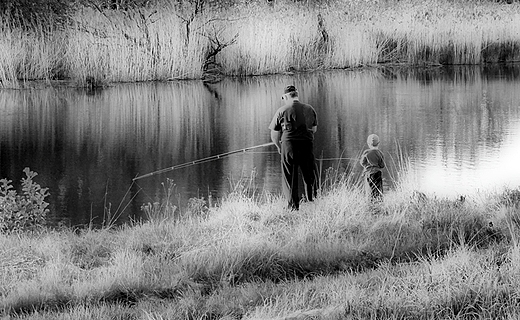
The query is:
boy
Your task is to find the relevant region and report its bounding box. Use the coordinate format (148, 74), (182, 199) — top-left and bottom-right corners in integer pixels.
(360, 134), (385, 200)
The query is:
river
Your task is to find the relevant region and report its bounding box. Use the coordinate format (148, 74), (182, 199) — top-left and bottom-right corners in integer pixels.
(1, 65), (520, 226)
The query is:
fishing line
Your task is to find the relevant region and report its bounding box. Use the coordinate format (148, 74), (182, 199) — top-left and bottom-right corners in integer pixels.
(317, 157), (358, 161)
(243, 152), (359, 161)
(243, 151), (279, 154)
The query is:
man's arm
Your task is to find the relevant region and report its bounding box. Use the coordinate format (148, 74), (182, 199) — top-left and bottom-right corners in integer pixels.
(270, 130), (282, 154)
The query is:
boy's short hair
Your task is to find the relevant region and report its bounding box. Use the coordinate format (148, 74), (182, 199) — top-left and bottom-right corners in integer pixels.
(367, 134), (380, 147)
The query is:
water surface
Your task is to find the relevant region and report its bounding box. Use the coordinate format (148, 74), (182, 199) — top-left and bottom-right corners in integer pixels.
(1, 65), (520, 226)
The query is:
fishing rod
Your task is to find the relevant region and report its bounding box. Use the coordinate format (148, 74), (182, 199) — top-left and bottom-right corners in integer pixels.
(133, 141), (276, 181)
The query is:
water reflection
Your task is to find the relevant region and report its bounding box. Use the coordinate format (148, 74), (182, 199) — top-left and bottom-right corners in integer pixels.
(1, 65), (519, 226)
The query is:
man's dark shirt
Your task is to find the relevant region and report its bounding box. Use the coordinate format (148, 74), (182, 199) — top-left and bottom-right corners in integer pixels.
(268, 100), (317, 142)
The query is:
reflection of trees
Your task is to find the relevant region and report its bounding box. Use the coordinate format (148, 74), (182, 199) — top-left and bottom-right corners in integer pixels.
(0, 82), (218, 226)
(2, 65), (520, 225)
(303, 65), (520, 186)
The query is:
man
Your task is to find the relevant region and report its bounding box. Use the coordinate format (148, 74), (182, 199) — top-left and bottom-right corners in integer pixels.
(269, 85), (318, 210)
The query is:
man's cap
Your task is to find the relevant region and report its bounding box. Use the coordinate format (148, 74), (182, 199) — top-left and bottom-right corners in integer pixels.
(284, 85), (297, 94)
(367, 134), (380, 147)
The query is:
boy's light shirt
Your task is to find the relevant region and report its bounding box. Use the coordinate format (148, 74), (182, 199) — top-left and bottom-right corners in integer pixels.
(360, 146), (385, 175)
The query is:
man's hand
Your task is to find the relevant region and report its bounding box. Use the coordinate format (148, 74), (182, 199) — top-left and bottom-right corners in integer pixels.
(270, 130), (282, 155)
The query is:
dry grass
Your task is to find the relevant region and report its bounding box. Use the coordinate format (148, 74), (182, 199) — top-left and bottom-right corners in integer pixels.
(1, 0), (520, 86)
(2, 180), (520, 318)
(65, 5), (208, 83)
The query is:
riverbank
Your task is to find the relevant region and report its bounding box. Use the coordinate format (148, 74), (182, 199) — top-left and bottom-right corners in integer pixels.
(2, 181), (520, 319)
(1, 0), (520, 87)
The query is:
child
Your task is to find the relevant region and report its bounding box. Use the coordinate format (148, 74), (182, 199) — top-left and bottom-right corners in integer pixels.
(360, 134), (385, 200)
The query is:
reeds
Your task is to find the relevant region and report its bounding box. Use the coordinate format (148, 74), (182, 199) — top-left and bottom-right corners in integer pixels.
(368, 0), (520, 65)
(1, 0), (519, 85)
(0, 15), (66, 88)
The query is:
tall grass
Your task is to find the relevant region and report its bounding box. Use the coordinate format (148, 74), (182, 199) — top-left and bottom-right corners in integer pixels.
(0, 16), (66, 87)
(65, 5), (208, 83)
(369, 0), (520, 65)
(2, 176), (520, 318)
(1, 0), (520, 86)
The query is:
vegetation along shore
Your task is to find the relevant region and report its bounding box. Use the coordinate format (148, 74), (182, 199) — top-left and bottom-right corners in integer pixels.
(2, 168), (520, 319)
(1, 0), (520, 87)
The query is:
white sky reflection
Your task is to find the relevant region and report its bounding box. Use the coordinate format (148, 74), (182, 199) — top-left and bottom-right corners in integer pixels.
(417, 119), (520, 197)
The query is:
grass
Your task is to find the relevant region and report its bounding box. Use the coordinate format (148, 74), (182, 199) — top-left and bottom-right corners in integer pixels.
(2, 174), (520, 319)
(1, 0), (520, 86)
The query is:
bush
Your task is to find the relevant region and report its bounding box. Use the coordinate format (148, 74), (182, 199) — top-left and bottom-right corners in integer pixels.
(0, 168), (50, 234)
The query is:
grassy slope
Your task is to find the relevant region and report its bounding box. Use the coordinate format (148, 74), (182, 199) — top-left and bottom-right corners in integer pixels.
(2, 183), (520, 319)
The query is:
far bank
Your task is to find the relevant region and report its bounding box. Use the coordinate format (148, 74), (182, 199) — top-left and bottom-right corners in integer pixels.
(1, 0), (520, 87)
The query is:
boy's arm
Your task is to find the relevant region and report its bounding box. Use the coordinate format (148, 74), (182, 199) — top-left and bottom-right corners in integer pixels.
(379, 152), (385, 168)
(360, 151), (368, 168)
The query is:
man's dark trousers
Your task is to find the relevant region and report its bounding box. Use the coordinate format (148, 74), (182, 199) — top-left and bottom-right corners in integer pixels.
(281, 140), (316, 210)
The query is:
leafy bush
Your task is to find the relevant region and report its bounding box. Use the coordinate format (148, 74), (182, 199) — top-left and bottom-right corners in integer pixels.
(0, 168), (50, 234)
(187, 197), (208, 215)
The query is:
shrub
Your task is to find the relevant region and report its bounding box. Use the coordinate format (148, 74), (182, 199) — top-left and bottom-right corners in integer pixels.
(0, 168), (50, 234)
(186, 197), (209, 215)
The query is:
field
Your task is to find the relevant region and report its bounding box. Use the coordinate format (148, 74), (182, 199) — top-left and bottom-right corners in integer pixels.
(2, 175), (520, 319)
(1, 0), (520, 86)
